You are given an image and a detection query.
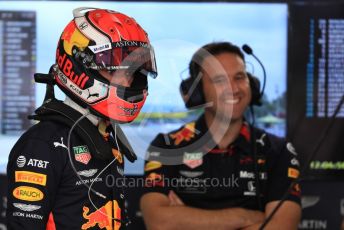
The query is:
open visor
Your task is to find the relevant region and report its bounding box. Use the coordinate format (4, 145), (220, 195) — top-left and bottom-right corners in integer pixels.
(87, 42), (158, 79)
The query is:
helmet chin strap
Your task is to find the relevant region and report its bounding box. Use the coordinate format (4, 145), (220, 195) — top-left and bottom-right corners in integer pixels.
(64, 96), (100, 126)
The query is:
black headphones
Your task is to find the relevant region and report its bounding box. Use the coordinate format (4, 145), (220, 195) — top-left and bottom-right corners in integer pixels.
(180, 58), (262, 109)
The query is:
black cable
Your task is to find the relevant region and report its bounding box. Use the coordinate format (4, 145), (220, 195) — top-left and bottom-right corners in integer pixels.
(242, 44), (267, 98)
(242, 44), (266, 211)
(251, 53), (266, 99)
(249, 106), (263, 211)
(66, 111), (107, 199)
(259, 94), (344, 229)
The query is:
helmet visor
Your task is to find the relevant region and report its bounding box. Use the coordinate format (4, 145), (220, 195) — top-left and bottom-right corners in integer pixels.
(87, 42), (158, 79)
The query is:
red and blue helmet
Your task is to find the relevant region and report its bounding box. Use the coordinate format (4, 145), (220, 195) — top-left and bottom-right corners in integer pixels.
(54, 7), (157, 123)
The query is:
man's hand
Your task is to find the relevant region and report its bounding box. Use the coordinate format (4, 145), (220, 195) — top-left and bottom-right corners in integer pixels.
(240, 201), (301, 230)
(141, 192), (265, 230)
(167, 190), (265, 227)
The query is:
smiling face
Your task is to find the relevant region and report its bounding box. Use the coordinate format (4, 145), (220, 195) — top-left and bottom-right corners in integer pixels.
(201, 52), (251, 122)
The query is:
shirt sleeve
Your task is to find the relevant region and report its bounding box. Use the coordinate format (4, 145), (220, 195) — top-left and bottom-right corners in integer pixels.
(142, 134), (174, 196)
(266, 141), (301, 205)
(6, 138), (65, 230)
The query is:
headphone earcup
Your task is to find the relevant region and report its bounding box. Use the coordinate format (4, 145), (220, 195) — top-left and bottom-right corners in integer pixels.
(248, 73), (262, 106)
(180, 76), (205, 109)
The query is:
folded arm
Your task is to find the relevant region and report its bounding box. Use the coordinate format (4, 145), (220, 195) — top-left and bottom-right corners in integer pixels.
(241, 200), (301, 230)
(140, 191), (265, 230)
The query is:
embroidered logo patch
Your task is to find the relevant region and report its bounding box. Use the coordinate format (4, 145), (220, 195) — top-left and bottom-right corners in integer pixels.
(13, 203), (41, 212)
(183, 152), (203, 169)
(77, 169), (98, 178)
(16, 156), (26, 168)
(170, 122), (196, 145)
(13, 186), (44, 202)
(73, 145), (91, 165)
(288, 168), (300, 179)
(15, 171), (47, 186)
(82, 200), (121, 230)
(287, 142), (298, 156)
(144, 161), (162, 172)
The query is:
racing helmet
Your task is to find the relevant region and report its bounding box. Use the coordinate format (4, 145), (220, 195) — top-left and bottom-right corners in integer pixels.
(54, 7), (157, 123)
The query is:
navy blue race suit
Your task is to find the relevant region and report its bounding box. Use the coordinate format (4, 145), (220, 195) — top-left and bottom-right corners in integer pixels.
(7, 106), (127, 230)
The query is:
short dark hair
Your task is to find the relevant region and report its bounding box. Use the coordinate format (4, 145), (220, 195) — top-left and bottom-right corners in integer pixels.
(189, 42), (245, 79)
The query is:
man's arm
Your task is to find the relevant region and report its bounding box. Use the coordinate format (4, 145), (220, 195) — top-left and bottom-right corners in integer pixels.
(140, 192), (265, 230)
(241, 200), (301, 230)
(240, 140), (302, 229)
(6, 138), (63, 230)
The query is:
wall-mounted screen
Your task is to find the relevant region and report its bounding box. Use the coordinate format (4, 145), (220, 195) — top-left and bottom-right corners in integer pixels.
(287, 3), (344, 180)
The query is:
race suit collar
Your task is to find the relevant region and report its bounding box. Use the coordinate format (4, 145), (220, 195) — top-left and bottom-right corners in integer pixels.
(64, 97), (100, 126)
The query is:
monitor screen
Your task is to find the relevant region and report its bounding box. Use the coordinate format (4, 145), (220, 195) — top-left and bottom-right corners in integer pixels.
(287, 3), (344, 180)
(0, 1), (288, 175)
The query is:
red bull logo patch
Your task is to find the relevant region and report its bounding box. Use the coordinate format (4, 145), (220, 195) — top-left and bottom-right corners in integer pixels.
(169, 122), (196, 145)
(82, 200), (121, 230)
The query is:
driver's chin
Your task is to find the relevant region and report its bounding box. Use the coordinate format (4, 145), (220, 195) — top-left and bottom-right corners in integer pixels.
(218, 104), (247, 123)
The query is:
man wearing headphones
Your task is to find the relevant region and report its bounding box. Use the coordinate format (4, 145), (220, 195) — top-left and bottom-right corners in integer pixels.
(140, 42), (301, 229)
(7, 7), (157, 229)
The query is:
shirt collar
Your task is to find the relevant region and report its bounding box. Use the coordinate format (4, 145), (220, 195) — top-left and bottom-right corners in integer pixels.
(195, 114), (252, 154)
